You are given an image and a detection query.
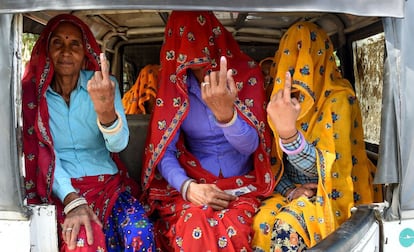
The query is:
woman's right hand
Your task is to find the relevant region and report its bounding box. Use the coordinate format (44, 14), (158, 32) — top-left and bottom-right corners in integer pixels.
(62, 204), (102, 250)
(267, 71), (301, 139)
(201, 56), (238, 124)
(186, 182), (237, 210)
(87, 53), (117, 125)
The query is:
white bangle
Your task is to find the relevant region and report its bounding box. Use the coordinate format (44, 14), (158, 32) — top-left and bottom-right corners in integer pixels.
(64, 197), (88, 215)
(97, 111), (123, 134)
(181, 179), (196, 201)
(215, 109), (237, 128)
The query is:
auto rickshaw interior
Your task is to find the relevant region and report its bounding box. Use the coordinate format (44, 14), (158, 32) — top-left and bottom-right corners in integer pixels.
(22, 9), (385, 185)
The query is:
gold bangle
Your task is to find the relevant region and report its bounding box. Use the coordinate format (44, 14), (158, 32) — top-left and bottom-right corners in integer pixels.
(97, 111), (123, 134)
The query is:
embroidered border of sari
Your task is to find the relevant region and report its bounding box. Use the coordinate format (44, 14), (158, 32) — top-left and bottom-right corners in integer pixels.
(141, 11), (275, 214)
(140, 11), (277, 251)
(22, 14), (102, 204)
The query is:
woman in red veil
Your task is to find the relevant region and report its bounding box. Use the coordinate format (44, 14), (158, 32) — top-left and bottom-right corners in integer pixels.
(141, 11), (277, 251)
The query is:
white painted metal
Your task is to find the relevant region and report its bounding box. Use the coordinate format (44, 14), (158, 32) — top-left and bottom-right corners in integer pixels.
(0, 0), (410, 251)
(0, 205), (58, 252)
(0, 219), (31, 252)
(29, 205), (59, 252)
(383, 219), (414, 251)
(352, 221), (380, 252)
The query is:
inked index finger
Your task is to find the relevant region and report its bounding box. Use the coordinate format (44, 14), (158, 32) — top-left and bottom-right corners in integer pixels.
(283, 71), (292, 101)
(100, 53), (110, 80)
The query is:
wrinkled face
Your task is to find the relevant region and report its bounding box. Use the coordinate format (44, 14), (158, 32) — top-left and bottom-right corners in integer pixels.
(48, 22), (85, 77)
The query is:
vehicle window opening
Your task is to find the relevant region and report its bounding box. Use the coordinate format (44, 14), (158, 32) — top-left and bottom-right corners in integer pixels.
(353, 32), (385, 147)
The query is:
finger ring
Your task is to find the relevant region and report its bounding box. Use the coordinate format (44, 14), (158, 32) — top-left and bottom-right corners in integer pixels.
(65, 227), (73, 232)
(201, 82), (210, 87)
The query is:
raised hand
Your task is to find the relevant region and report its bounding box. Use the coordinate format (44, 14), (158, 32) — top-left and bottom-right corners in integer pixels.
(201, 56), (238, 123)
(267, 71), (301, 139)
(87, 53), (117, 125)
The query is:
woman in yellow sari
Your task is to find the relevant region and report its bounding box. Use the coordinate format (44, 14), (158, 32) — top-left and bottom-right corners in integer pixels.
(122, 64), (160, 114)
(252, 21), (378, 251)
(259, 57), (274, 101)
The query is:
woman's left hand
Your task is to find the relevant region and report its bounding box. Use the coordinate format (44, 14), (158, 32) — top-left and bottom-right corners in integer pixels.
(61, 204), (102, 250)
(201, 56), (238, 123)
(186, 182), (237, 210)
(87, 53), (117, 125)
(287, 183), (318, 201)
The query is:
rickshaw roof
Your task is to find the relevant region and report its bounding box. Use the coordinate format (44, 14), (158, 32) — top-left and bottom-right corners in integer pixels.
(0, 0), (405, 17)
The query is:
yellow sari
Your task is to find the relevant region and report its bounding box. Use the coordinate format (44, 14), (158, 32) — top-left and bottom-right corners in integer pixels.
(252, 21), (379, 250)
(122, 64), (160, 114)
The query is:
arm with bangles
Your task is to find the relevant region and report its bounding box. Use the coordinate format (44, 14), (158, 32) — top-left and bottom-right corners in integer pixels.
(58, 114), (126, 250)
(90, 54), (129, 152)
(53, 151), (102, 250)
(217, 110), (259, 155)
(58, 113), (126, 250)
(278, 131), (318, 201)
(61, 193), (102, 249)
(60, 54), (128, 249)
(281, 91), (361, 202)
(267, 71), (318, 201)
(157, 128), (238, 211)
(201, 56), (260, 155)
(158, 57), (251, 210)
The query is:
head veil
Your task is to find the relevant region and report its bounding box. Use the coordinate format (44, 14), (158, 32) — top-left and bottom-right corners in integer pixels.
(141, 11), (275, 211)
(268, 22), (376, 244)
(22, 14), (101, 204)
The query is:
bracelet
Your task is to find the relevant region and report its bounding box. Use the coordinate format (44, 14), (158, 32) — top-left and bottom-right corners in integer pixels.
(216, 109), (237, 128)
(181, 179), (196, 201)
(97, 111), (123, 134)
(64, 197), (88, 215)
(287, 187), (298, 202)
(100, 115), (118, 127)
(279, 131), (306, 155)
(279, 130), (298, 140)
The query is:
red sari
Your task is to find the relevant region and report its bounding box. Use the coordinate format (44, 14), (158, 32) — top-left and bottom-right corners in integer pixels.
(22, 14), (139, 251)
(141, 11), (277, 251)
